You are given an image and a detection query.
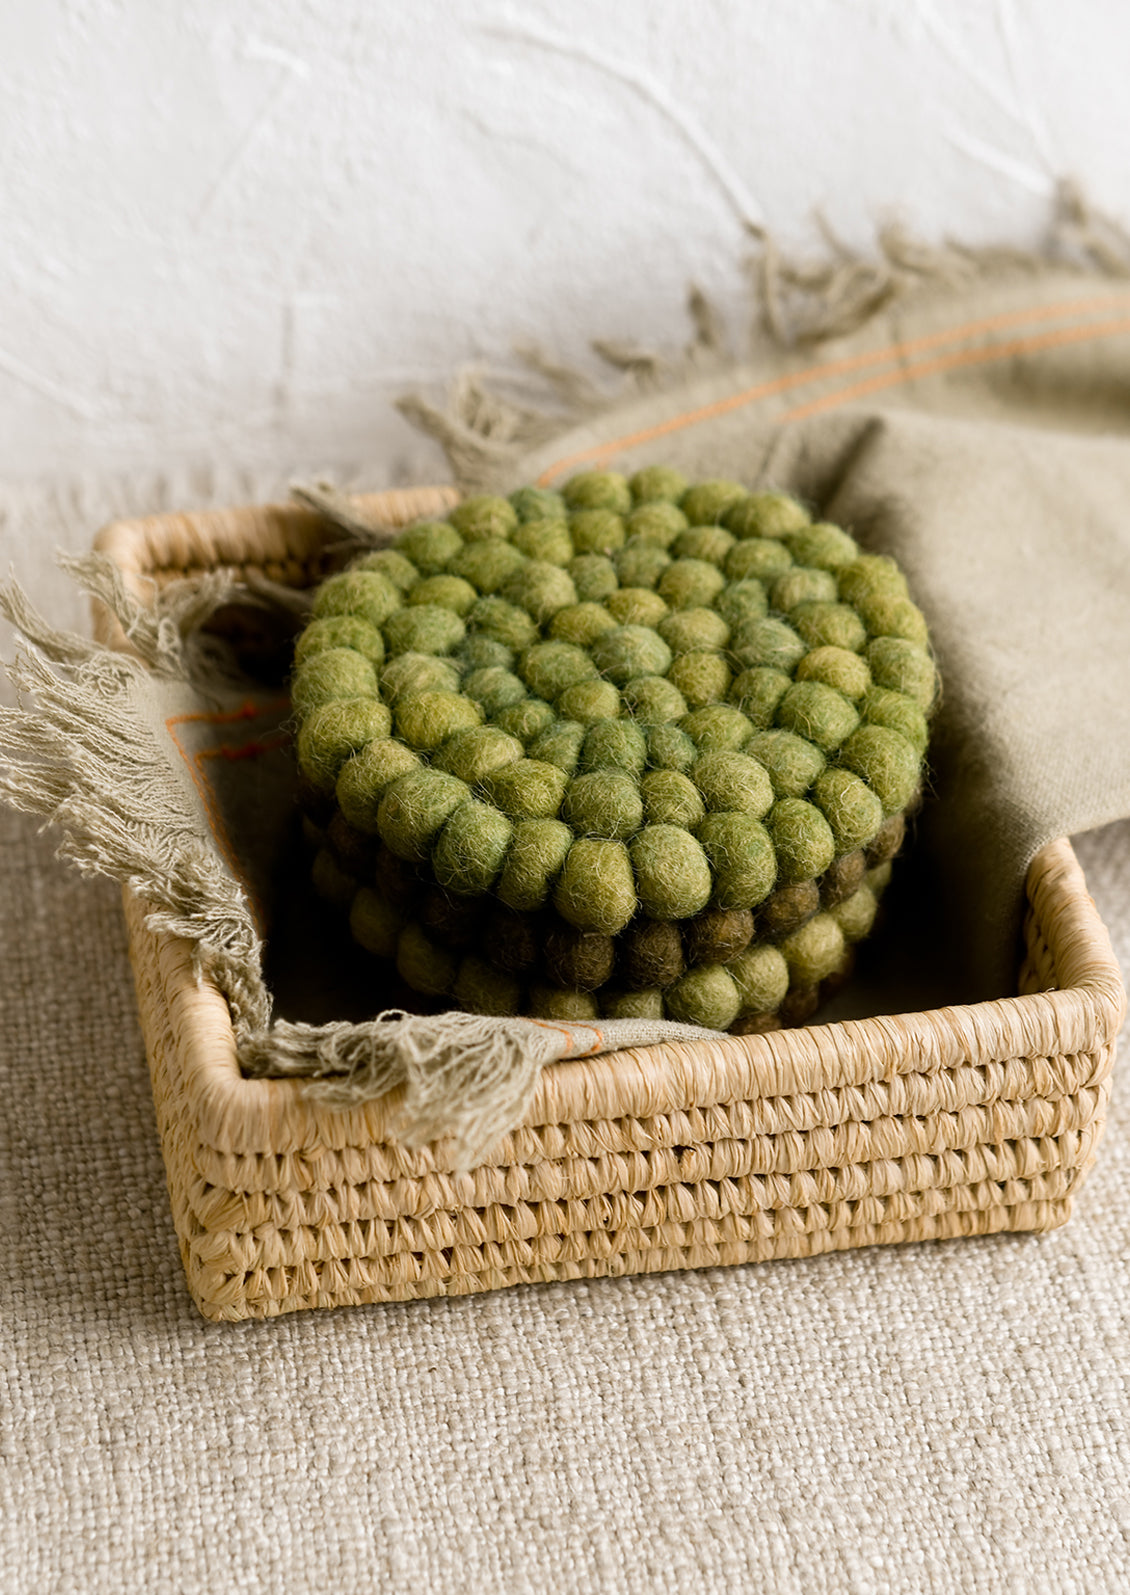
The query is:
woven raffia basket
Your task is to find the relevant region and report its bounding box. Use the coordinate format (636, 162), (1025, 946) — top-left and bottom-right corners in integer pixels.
(95, 487), (1127, 1322)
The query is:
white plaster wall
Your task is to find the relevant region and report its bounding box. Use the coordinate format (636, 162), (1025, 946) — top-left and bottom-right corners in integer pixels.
(1, 0), (1127, 490)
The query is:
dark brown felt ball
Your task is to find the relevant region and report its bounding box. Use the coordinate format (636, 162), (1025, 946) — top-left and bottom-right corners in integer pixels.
(542, 924), (617, 992)
(758, 880), (821, 939)
(684, 907), (755, 966)
(620, 918), (686, 989)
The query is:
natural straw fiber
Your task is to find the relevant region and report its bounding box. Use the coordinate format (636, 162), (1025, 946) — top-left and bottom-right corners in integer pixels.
(97, 487), (1125, 1321)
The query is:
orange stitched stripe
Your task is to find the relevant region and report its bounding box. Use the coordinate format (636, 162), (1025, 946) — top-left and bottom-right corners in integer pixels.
(534, 290), (1130, 482)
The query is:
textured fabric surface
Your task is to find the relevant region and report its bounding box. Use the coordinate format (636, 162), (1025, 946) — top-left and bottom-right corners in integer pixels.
(1, 798), (1128, 1595)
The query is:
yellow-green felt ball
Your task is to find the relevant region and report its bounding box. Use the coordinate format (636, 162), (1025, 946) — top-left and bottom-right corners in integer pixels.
(622, 675), (688, 723)
(724, 490), (810, 540)
(510, 485), (567, 523)
(796, 645), (871, 701)
(605, 588), (669, 629)
(462, 667), (525, 717)
(379, 651), (461, 705)
(549, 602), (619, 646)
(785, 522), (860, 570)
(601, 987), (665, 1020)
(790, 600), (867, 653)
(811, 767), (884, 852)
(396, 922), (457, 997)
(313, 569), (403, 629)
(865, 637), (936, 712)
(432, 799), (514, 896)
(729, 667), (792, 728)
(730, 616), (807, 673)
(625, 501), (688, 546)
(646, 723), (698, 772)
(492, 697), (556, 743)
(781, 912), (846, 984)
(837, 553), (909, 607)
(293, 615), (385, 670)
(659, 606), (730, 655)
(336, 738), (421, 831)
(396, 520), (463, 574)
(449, 540), (528, 594)
(658, 558), (726, 611)
(695, 813), (777, 908)
(831, 883), (879, 942)
(568, 508), (626, 555)
(513, 518), (574, 565)
(665, 964), (741, 1029)
(858, 593), (930, 647)
(291, 648), (378, 715)
(520, 641), (597, 700)
(383, 603), (465, 658)
(630, 465), (688, 504)
(458, 635), (513, 673)
(554, 837), (637, 933)
(377, 767), (470, 861)
(467, 595), (539, 651)
(691, 751), (774, 816)
(528, 720), (586, 774)
(680, 479), (747, 525)
(563, 470), (632, 514)
(353, 548), (419, 591)
(680, 705), (753, 753)
(840, 725), (921, 815)
(350, 887), (403, 959)
(297, 699), (392, 791)
(496, 818), (573, 911)
(481, 758), (568, 821)
(744, 729), (826, 798)
(630, 824), (713, 920)
(724, 537), (793, 583)
(527, 985), (600, 1022)
(568, 554), (620, 602)
(859, 686), (929, 757)
(774, 681), (860, 752)
(408, 574), (477, 616)
(581, 718), (648, 774)
(667, 651), (731, 708)
(715, 580), (769, 631)
(727, 944), (789, 1013)
(771, 567), (838, 612)
(590, 625), (672, 685)
(555, 679), (622, 724)
(502, 560), (577, 625)
(767, 797), (836, 883)
(615, 541), (672, 590)
(639, 768), (706, 829)
(563, 770), (644, 839)
(433, 725), (523, 784)
(449, 494), (518, 542)
(394, 690), (482, 751)
(674, 525), (735, 564)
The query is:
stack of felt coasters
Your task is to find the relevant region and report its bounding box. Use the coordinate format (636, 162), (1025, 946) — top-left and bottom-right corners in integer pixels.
(292, 469), (934, 1032)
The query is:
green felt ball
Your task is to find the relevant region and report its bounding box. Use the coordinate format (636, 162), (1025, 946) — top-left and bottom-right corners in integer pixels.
(510, 486), (566, 523)
(659, 607), (730, 655)
(715, 581), (769, 632)
(353, 548), (420, 591)
(646, 723), (698, 772)
(667, 651), (732, 708)
(492, 698), (556, 743)
(449, 494), (518, 542)
(837, 554), (909, 607)
(771, 567), (839, 612)
(554, 837), (637, 933)
(630, 465), (688, 504)
(602, 987), (665, 1020)
(665, 964), (741, 1029)
(639, 768), (706, 829)
(625, 502), (688, 547)
(796, 645), (871, 702)
(727, 944), (789, 1014)
(615, 541), (672, 590)
(691, 751), (774, 816)
(549, 601), (620, 646)
(775, 681), (860, 751)
(520, 640), (597, 700)
(527, 985), (600, 1022)
(744, 729), (826, 798)
(791, 600), (867, 653)
(377, 767), (470, 861)
(433, 799), (514, 896)
(502, 560), (577, 625)
(433, 725), (524, 784)
(785, 522), (860, 570)
(724, 537), (794, 583)
(811, 767), (884, 852)
(866, 637), (937, 711)
(294, 614), (385, 670)
(567, 554), (620, 602)
(296, 699), (392, 791)
(724, 490), (810, 540)
(383, 603), (465, 658)
(831, 883), (879, 942)
(313, 569), (403, 629)
(859, 686), (929, 757)
(630, 824), (713, 920)
(379, 651), (461, 705)
(555, 679), (622, 723)
(680, 705), (753, 753)
(562, 770), (644, 839)
(730, 616), (807, 673)
(481, 758), (568, 821)
(562, 470), (632, 514)
(350, 886), (403, 960)
(394, 690), (482, 751)
(396, 922), (457, 997)
(590, 625), (672, 686)
(568, 508), (626, 555)
(513, 517), (575, 566)
(581, 718), (648, 775)
(622, 675), (688, 723)
(497, 818), (573, 911)
(408, 574), (478, 616)
(729, 667), (792, 727)
(462, 667), (527, 716)
(466, 595), (540, 652)
(449, 540), (528, 594)
(859, 593), (930, 647)
(453, 957), (522, 1016)
(658, 558), (726, 611)
(291, 648), (378, 715)
(674, 525), (735, 564)
(458, 635), (514, 673)
(695, 813), (777, 909)
(528, 719), (586, 774)
(396, 520), (464, 574)
(680, 479), (747, 525)
(767, 797), (837, 883)
(867, 859), (894, 894)
(336, 738), (422, 831)
(605, 588), (669, 629)
(840, 725), (921, 815)
(781, 912), (846, 983)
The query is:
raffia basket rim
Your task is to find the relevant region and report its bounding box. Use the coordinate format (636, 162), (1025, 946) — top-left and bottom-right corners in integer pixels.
(94, 485), (1127, 1170)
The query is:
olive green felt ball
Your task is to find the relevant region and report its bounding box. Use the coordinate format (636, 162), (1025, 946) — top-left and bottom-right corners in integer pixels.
(395, 689), (483, 751)
(724, 490), (810, 540)
(291, 648), (379, 715)
(377, 767), (470, 861)
(695, 813), (777, 908)
(294, 615), (385, 670)
(728, 667), (791, 727)
(502, 560), (578, 625)
(449, 494), (518, 542)
(556, 679), (622, 724)
(837, 554), (908, 607)
(581, 718), (647, 775)
(350, 886), (404, 960)
(790, 600), (867, 653)
(563, 770), (644, 839)
(602, 987), (665, 1020)
(630, 465), (688, 504)
(621, 919), (685, 988)
(467, 596), (540, 652)
(867, 859), (894, 894)
(458, 635), (514, 673)
(685, 907), (754, 965)
(396, 922), (457, 998)
(667, 651), (731, 708)
(569, 508), (626, 555)
(666, 964), (741, 1029)
(454, 957), (522, 1016)
(744, 729), (826, 798)
(313, 569), (403, 629)
(724, 537), (793, 583)
(520, 641), (597, 700)
(767, 797), (837, 883)
(408, 574), (478, 615)
(674, 525), (735, 565)
(615, 542), (672, 590)
(550, 602), (620, 646)
(691, 751), (774, 815)
(528, 719), (586, 773)
(840, 725), (921, 814)
(379, 651), (461, 705)
(396, 520), (464, 575)
(859, 686), (929, 757)
(785, 522), (860, 571)
(715, 581), (769, 631)
(433, 799), (514, 895)
(354, 548), (420, 591)
(554, 837), (637, 933)
(481, 759), (568, 821)
(658, 558), (726, 611)
(781, 912), (846, 984)
(639, 768), (706, 829)
(383, 603), (465, 658)
(645, 723), (697, 772)
(811, 767), (884, 852)
(527, 984), (600, 1022)
(514, 518), (575, 566)
(730, 616), (807, 673)
(831, 883), (879, 942)
(568, 554), (620, 602)
(775, 681), (860, 751)
(622, 675), (688, 723)
(727, 944), (790, 1013)
(625, 502), (688, 546)
(449, 540), (528, 594)
(680, 704), (752, 753)
(311, 846), (355, 909)
(496, 818), (573, 911)
(297, 699), (392, 791)
(659, 607), (730, 655)
(563, 471), (632, 514)
(510, 485), (566, 523)
(680, 479), (747, 525)
(336, 738), (422, 831)
(630, 825), (713, 920)
(866, 637), (937, 711)
(433, 725), (524, 784)
(605, 588), (669, 629)
(858, 593), (930, 647)
(492, 698), (556, 744)
(796, 645), (871, 702)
